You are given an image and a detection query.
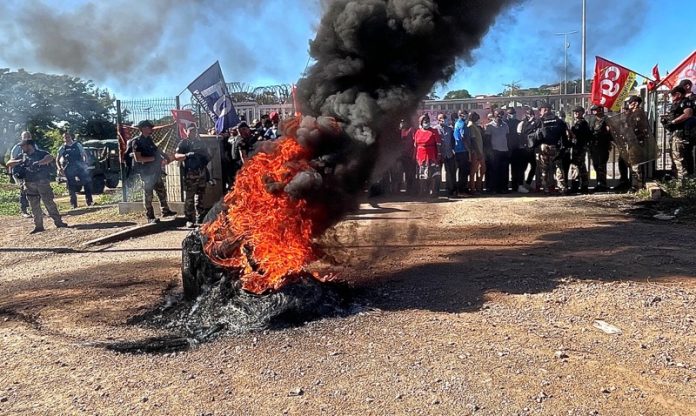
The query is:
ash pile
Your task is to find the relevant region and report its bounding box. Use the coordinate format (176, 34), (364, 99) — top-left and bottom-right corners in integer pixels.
(106, 230), (353, 354)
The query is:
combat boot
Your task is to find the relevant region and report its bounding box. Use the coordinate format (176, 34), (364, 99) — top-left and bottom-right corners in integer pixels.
(161, 209), (177, 217)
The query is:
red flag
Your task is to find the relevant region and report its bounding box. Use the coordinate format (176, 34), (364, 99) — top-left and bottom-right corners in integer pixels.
(658, 50), (696, 89)
(647, 64), (661, 91)
(116, 123), (178, 162)
(117, 124), (133, 161)
(171, 109), (198, 139)
(591, 56), (637, 112)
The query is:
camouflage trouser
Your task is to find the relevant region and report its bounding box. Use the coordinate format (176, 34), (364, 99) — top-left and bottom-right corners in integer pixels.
(141, 173), (170, 219)
(23, 180), (62, 228)
(671, 131), (689, 180)
(183, 170), (207, 221)
(568, 149), (589, 190)
(618, 146), (644, 190)
(537, 144), (564, 191)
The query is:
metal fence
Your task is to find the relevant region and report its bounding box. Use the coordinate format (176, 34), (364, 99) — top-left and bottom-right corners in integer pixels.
(114, 91), (681, 203)
(116, 97), (182, 203)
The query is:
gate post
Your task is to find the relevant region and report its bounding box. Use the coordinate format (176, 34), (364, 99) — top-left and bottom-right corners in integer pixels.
(116, 99), (128, 202)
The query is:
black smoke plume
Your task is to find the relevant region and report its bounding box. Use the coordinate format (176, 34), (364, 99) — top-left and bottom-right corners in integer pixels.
(293, 0), (514, 218)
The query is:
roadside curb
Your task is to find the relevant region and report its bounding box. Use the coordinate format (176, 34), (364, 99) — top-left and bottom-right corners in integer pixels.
(83, 217), (185, 246)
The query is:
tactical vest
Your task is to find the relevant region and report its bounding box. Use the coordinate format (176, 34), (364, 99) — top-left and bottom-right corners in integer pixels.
(61, 143), (83, 166)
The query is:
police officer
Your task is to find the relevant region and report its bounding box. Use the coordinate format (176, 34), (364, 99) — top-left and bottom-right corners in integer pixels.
(616, 95), (652, 191)
(175, 126), (211, 228)
(534, 103), (568, 194)
(586, 105), (613, 192)
(56, 131), (93, 209)
(131, 120), (177, 223)
(568, 106), (592, 194)
(663, 85), (695, 180)
(7, 138), (68, 234)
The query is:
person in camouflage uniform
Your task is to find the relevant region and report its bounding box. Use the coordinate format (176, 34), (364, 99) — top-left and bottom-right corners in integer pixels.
(568, 106), (591, 194)
(616, 95), (653, 191)
(131, 120), (176, 223)
(175, 126), (211, 228)
(7, 138), (68, 233)
(663, 86), (695, 180)
(534, 103), (567, 194)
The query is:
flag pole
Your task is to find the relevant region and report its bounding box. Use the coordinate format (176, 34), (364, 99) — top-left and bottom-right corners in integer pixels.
(596, 56), (655, 82)
(655, 49), (696, 88)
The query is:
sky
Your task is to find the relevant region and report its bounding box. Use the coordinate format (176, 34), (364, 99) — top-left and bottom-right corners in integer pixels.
(0, 0), (692, 99)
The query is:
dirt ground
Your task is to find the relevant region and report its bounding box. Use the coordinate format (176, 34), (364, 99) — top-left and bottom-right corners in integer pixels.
(0, 194), (695, 416)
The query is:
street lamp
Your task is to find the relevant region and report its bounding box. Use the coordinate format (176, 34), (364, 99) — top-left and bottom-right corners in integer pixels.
(581, 0), (587, 94)
(555, 30), (578, 95)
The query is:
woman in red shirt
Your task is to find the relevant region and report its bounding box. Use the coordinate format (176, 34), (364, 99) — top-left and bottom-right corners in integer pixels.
(413, 114), (442, 198)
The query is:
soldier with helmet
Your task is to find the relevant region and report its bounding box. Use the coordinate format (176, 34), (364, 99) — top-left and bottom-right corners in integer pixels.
(662, 85), (695, 180)
(586, 104), (613, 192)
(617, 95), (652, 191)
(533, 102), (568, 194)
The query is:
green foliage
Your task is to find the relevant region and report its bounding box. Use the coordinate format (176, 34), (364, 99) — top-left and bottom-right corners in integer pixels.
(444, 89), (472, 99)
(42, 128), (64, 155)
(660, 178), (696, 200)
(0, 68), (117, 150)
(96, 190), (122, 205)
(0, 174), (19, 215)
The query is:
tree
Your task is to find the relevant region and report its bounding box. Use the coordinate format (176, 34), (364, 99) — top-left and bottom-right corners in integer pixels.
(502, 81), (522, 97)
(444, 89), (472, 99)
(0, 69), (116, 151)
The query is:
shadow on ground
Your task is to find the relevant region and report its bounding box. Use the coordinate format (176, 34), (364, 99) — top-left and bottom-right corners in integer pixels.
(348, 217), (696, 314)
(1, 200), (694, 342)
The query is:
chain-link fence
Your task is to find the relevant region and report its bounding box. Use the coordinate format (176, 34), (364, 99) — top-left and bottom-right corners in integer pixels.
(117, 97), (183, 204)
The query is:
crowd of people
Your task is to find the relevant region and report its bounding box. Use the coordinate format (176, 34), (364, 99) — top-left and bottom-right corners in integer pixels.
(4, 80), (694, 233)
(385, 80), (695, 199)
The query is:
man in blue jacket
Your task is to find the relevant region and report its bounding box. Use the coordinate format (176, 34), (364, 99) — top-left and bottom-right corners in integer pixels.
(453, 110), (472, 195)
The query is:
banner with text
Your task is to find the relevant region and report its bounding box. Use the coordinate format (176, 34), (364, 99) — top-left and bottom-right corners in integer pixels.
(591, 56), (637, 112)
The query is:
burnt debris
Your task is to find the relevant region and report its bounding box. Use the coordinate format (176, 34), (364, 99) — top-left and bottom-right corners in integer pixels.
(103, 230), (353, 354)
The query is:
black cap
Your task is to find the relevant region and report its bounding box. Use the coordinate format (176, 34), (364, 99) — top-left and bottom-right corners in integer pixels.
(539, 102), (552, 110)
(506, 107), (516, 114)
(236, 121), (249, 129)
(678, 79), (693, 88)
(573, 106), (585, 113)
(627, 95), (642, 105)
(670, 85), (686, 95)
(19, 138), (35, 146)
(137, 120), (154, 129)
(590, 104), (603, 111)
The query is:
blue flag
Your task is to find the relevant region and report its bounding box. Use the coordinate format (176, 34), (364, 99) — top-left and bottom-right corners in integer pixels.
(187, 61), (240, 133)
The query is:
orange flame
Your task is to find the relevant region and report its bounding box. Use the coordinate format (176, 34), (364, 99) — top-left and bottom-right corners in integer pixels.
(201, 117), (335, 294)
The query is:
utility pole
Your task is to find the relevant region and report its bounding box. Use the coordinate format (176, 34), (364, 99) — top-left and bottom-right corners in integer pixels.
(555, 31), (578, 95)
(581, 0), (587, 94)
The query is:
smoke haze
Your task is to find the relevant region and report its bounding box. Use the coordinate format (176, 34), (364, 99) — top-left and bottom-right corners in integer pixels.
(0, 0), (319, 94)
(290, 0), (515, 219)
